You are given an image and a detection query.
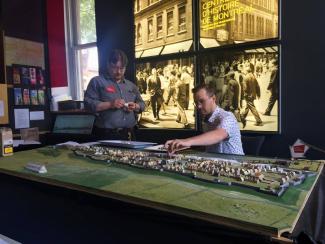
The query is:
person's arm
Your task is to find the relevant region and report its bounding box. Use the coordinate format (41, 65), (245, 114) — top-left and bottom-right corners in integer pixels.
(84, 77), (125, 112)
(165, 128), (228, 154)
(183, 128), (228, 146)
(84, 77), (102, 112)
(165, 113), (238, 154)
(96, 100), (125, 111)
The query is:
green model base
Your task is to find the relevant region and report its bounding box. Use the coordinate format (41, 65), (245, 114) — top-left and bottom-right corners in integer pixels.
(0, 146), (322, 237)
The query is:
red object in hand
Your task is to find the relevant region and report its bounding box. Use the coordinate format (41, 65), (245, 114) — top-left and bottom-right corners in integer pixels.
(106, 86), (116, 93)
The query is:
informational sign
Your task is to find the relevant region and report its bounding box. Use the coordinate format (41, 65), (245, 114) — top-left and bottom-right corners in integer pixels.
(289, 139), (309, 158)
(200, 0), (279, 47)
(201, 0), (253, 31)
(14, 108), (30, 129)
(30, 111), (45, 121)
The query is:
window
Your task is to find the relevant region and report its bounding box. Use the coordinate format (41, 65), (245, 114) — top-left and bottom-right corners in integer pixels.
(178, 5), (186, 32)
(246, 14), (255, 35)
(167, 10), (174, 35)
(156, 14), (163, 38)
(65, 0), (98, 100)
(136, 23), (142, 44)
(266, 19), (272, 36)
(257, 16), (264, 36)
(148, 18), (154, 41)
(135, 0), (142, 12)
(134, 1), (193, 58)
(148, 0), (158, 6)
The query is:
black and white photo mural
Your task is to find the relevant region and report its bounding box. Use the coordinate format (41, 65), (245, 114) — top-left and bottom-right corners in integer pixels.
(134, 0), (193, 58)
(136, 57), (196, 130)
(200, 45), (279, 132)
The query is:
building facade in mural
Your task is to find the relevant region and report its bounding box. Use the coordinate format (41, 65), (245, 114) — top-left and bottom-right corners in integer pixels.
(200, 0), (278, 47)
(134, 0), (193, 58)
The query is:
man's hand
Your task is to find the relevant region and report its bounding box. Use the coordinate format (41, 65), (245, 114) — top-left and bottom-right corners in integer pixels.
(112, 99), (125, 109)
(164, 139), (191, 154)
(126, 102), (139, 112)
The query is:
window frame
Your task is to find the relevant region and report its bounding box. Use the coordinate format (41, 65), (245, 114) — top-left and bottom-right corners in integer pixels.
(178, 4), (187, 33)
(156, 13), (163, 39)
(147, 17), (154, 42)
(64, 0), (98, 100)
(166, 9), (174, 36)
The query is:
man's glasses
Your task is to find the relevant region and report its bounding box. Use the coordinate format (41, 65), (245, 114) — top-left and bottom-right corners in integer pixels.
(193, 96), (213, 107)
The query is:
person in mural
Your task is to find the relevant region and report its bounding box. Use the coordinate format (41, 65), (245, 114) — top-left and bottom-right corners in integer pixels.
(263, 59), (279, 116)
(165, 70), (177, 106)
(84, 49), (145, 140)
(220, 71), (241, 122)
(136, 71), (147, 94)
(215, 64), (225, 104)
(175, 72), (189, 128)
(180, 66), (192, 110)
(204, 66), (218, 93)
(147, 68), (163, 121)
(240, 63), (263, 127)
(157, 68), (167, 115)
(165, 84), (243, 155)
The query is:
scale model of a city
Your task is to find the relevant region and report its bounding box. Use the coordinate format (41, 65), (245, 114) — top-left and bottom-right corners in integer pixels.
(72, 145), (318, 197)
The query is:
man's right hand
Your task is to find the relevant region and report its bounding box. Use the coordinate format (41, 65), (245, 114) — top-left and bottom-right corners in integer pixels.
(164, 139), (191, 155)
(112, 99), (125, 109)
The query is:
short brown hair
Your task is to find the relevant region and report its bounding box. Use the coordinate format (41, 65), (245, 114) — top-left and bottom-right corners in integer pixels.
(192, 83), (215, 97)
(108, 49), (128, 67)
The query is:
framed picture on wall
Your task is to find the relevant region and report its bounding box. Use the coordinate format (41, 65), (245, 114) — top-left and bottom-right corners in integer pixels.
(200, 45), (280, 133)
(135, 56), (196, 130)
(11, 64), (47, 107)
(30, 89), (39, 105)
(21, 67), (31, 85)
(199, 0), (279, 49)
(29, 67), (37, 85)
(22, 88), (30, 105)
(13, 66), (21, 84)
(134, 0), (193, 58)
(37, 89), (45, 105)
(14, 88), (23, 105)
(37, 68), (45, 85)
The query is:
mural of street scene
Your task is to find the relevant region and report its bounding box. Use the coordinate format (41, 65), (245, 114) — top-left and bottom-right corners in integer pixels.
(134, 0), (193, 58)
(200, 0), (278, 48)
(200, 45), (279, 132)
(136, 57), (195, 129)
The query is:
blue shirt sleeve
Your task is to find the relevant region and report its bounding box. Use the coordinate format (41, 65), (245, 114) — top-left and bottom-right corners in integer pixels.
(84, 77), (102, 112)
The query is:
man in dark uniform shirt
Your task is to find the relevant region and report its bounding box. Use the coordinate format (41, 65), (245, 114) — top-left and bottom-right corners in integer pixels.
(84, 49), (145, 140)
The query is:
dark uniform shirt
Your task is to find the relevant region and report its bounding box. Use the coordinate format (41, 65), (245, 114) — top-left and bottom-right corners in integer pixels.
(84, 75), (145, 129)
